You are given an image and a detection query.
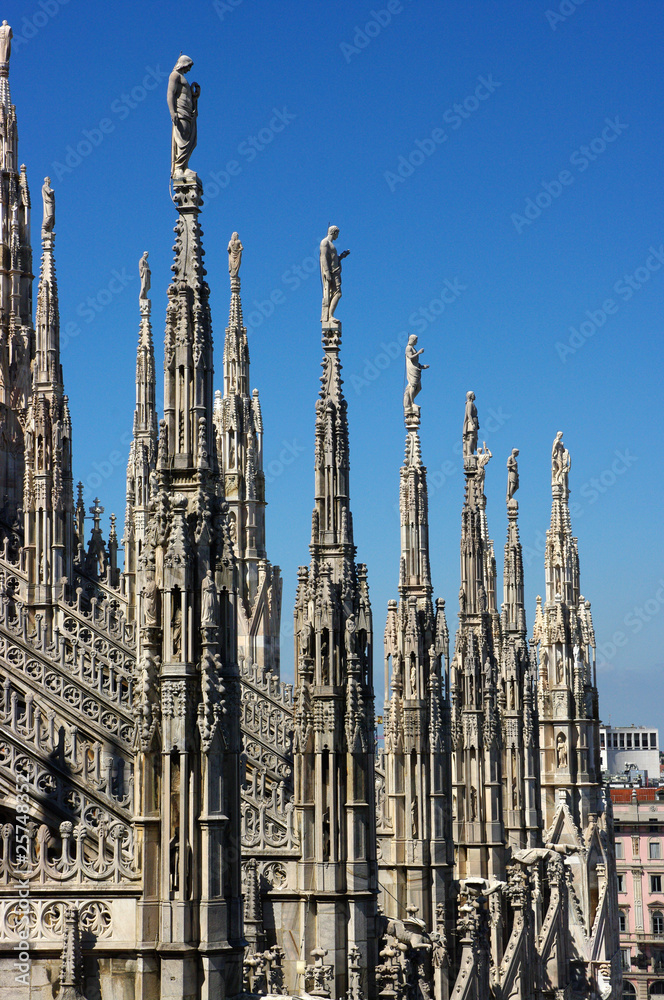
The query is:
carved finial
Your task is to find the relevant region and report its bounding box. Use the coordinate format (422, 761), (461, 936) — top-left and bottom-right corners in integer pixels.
(320, 225), (349, 328)
(58, 904), (86, 998)
(462, 391), (479, 458)
(228, 232), (243, 277)
(551, 431), (571, 489)
(168, 55), (200, 180)
(89, 498), (104, 531)
(507, 448), (519, 503)
(42, 177), (55, 234)
(403, 334), (429, 423)
(0, 21), (12, 76)
(139, 251), (151, 300)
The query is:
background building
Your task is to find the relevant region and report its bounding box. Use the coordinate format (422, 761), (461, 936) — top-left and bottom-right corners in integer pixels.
(612, 787), (664, 999)
(602, 727), (660, 784)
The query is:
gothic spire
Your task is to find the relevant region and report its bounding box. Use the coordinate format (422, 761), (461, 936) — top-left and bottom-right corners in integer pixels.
(124, 254), (158, 618)
(380, 338), (452, 935)
(501, 450), (526, 638)
(499, 450), (541, 852)
(0, 22), (34, 521)
(162, 173), (216, 472)
(23, 180), (74, 601)
(214, 233), (281, 671)
(533, 433), (601, 833)
(292, 233), (377, 994)
(451, 391), (504, 881)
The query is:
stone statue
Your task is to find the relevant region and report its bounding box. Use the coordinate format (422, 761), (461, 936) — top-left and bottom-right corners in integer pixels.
(477, 442), (492, 474)
(556, 733), (567, 768)
(403, 335), (429, 415)
(462, 391), (479, 457)
(0, 21), (12, 67)
(167, 55), (200, 179)
(228, 232), (243, 277)
(142, 576), (158, 627)
(42, 177), (55, 233)
(139, 252), (151, 299)
(551, 431), (571, 487)
(172, 603), (182, 657)
(201, 569), (218, 626)
(320, 225), (349, 327)
(507, 448), (519, 500)
(345, 615), (357, 658)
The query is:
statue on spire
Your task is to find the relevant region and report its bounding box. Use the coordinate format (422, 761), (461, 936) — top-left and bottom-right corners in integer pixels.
(228, 232), (243, 277)
(139, 251), (151, 299)
(462, 391), (479, 457)
(403, 335), (429, 418)
(167, 55), (200, 179)
(551, 431), (571, 488)
(41, 177), (55, 234)
(0, 21), (12, 72)
(320, 225), (349, 327)
(507, 448), (519, 501)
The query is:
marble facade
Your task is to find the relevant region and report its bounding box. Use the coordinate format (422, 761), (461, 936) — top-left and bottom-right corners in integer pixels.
(0, 31), (621, 1000)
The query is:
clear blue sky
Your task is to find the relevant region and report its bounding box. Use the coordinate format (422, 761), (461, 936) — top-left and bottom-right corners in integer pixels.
(7, 0), (663, 725)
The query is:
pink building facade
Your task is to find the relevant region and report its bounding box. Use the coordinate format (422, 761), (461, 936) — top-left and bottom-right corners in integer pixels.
(612, 787), (664, 999)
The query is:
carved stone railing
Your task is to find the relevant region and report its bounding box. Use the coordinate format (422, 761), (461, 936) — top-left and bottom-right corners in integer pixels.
(241, 798), (298, 852)
(0, 675), (133, 815)
(241, 688), (293, 756)
(0, 897), (117, 942)
(0, 820), (139, 885)
(58, 588), (135, 653)
(0, 591), (134, 730)
(0, 553), (28, 602)
(240, 657), (293, 711)
(0, 617), (134, 750)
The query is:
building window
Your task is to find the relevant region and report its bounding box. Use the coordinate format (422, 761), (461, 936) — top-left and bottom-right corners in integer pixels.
(652, 733), (658, 749)
(623, 983), (636, 998)
(653, 912), (664, 936)
(649, 983), (664, 996)
(617, 874), (626, 893)
(616, 840), (624, 859)
(635, 733), (641, 748)
(614, 733), (619, 748)
(619, 911), (627, 932)
(620, 733), (625, 748)
(601, 732), (606, 747)
(621, 948), (631, 971)
(627, 733), (633, 749)
(651, 842), (662, 860)
(652, 875), (662, 894)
